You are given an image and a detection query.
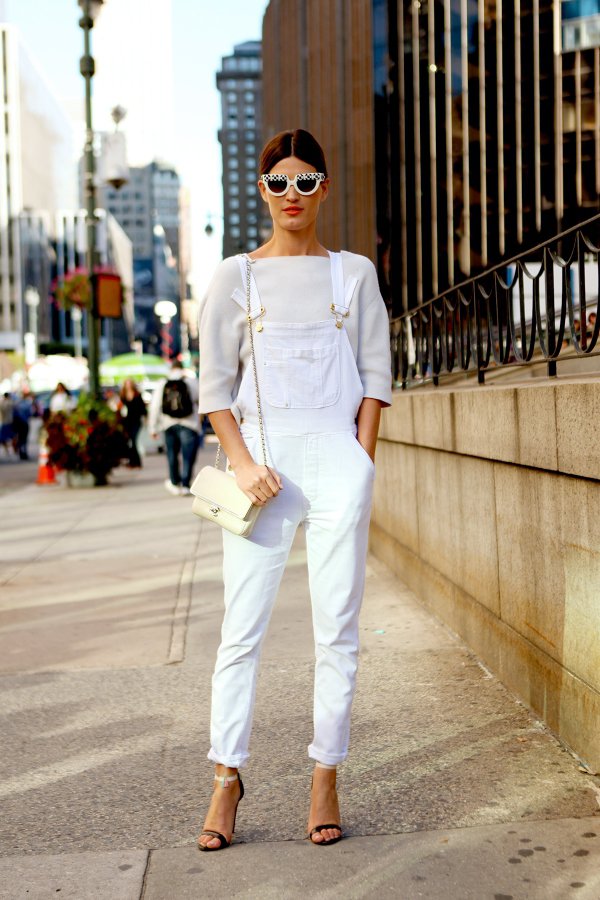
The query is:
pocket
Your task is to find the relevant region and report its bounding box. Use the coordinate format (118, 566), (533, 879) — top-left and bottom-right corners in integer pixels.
(354, 437), (375, 471)
(264, 343), (341, 409)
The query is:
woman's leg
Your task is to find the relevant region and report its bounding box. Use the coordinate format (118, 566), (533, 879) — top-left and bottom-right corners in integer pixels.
(164, 425), (180, 485)
(208, 461), (304, 768)
(128, 424), (142, 467)
(304, 432), (375, 765)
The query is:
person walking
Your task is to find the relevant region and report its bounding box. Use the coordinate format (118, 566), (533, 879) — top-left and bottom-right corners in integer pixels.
(118, 379), (146, 468)
(197, 129), (392, 851)
(13, 388), (35, 460)
(0, 392), (15, 456)
(149, 362), (200, 495)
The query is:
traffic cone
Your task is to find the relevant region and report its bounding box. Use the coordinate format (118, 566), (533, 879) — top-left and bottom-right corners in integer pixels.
(36, 442), (57, 485)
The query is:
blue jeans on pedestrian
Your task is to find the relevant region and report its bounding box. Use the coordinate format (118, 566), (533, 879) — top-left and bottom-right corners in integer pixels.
(164, 424), (198, 488)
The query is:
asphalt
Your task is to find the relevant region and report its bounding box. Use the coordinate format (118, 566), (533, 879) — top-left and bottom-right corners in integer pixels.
(0, 443), (599, 900)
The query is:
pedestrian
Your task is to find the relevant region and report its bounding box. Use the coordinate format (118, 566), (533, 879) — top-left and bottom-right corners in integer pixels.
(13, 388), (35, 460)
(149, 362), (200, 495)
(49, 382), (73, 414)
(196, 129), (391, 851)
(118, 379), (146, 468)
(0, 392), (15, 456)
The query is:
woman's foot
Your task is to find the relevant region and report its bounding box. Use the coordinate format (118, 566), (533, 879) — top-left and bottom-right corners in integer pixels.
(307, 766), (342, 845)
(198, 766), (243, 850)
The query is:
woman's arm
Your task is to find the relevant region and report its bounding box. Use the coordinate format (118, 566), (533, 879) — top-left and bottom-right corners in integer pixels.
(356, 397), (382, 462)
(208, 409), (283, 506)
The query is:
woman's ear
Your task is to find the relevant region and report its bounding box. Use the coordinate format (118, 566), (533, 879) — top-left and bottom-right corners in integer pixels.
(258, 179), (268, 203)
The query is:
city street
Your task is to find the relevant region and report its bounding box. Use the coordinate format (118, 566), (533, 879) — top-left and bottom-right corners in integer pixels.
(0, 446), (599, 899)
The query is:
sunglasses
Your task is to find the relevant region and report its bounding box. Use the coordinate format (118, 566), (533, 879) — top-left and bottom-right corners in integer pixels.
(260, 173), (326, 196)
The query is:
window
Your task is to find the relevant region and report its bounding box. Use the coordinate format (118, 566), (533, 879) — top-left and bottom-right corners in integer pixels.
(227, 91), (237, 102)
(247, 198), (257, 208)
(248, 227), (257, 238)
(244, 91), (255, 102)
(230, 185), (239, 195)
(229, 158), (239, 169)
(229, 171), (239, 182)
(246, 184), (256, 195)
(229, 198), (239, 209)
(230, 213), (240, 224)
(230, 226), (240, 237)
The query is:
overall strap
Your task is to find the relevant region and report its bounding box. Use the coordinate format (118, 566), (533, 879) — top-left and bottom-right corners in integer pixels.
(328, 251), (359, 323)
(232, 255), (263, 321)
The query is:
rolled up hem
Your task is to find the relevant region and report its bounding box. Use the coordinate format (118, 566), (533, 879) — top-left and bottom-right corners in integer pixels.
(307, 744), (347, 766)
(207, 748), (249, 769)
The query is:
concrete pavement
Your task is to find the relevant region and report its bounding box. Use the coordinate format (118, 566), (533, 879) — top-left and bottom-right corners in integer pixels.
(0, 445), (599, 899)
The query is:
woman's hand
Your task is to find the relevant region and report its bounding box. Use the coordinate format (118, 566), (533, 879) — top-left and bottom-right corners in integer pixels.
(234, 460), (283, 506)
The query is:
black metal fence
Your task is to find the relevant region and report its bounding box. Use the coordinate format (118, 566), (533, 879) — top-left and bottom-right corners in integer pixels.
(390, 213), (600, 389)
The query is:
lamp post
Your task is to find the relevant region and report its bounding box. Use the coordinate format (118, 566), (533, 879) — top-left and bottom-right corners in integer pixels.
(154, 300), (178, 361)
(70, 306), (83, 358)
(78, 0), (104, 400)
(24, 286), (40, 366)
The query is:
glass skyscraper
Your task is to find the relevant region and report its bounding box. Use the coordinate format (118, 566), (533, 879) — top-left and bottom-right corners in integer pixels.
(373, 1), (600, 316)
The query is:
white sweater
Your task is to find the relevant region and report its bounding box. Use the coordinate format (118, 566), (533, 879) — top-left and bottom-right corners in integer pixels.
(198, 252), (392, 415)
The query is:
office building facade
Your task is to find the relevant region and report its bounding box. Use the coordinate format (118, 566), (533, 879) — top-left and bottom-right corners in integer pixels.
(262, 0), (377, 262)
(216, 41), (270, 257)
(0, 24), (75, 351)
(374, 1), (600, 315)
(100, 160), (181, 354)
(262, 1), (600, 318)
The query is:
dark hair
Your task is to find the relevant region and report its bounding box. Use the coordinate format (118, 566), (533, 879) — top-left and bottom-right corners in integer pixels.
(259, 129), (328, 177)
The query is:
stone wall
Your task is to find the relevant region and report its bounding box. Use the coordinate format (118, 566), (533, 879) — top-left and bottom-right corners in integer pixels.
(371, 377), (600, 772)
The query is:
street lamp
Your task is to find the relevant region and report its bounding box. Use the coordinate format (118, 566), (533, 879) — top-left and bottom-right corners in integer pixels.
(78, 0), (104, 400)
(24, 286), (40, 366)
(70, 306), (83, 358)
(154, 300), (178, 361)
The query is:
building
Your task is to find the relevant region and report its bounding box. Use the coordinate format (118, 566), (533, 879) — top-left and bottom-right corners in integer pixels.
(373, 0), (600, 315)
(0, 24), (75, 352)
(261, 1), (377, 261)
(216, 40), (270, 257)
(99, 160), (181, 354)
(262, 1), (600, 317)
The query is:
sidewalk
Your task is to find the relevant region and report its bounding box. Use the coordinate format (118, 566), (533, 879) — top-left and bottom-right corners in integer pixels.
(0, 447), (599, 899)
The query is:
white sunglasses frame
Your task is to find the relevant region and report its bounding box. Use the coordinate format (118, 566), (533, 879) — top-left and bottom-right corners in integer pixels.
(260, 172), (326, 197)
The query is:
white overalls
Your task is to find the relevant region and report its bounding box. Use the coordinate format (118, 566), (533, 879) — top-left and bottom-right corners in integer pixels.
(208, 252), (376, 768)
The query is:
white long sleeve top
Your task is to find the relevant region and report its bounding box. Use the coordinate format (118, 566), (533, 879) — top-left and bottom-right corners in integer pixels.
(198, 252), (392, 415)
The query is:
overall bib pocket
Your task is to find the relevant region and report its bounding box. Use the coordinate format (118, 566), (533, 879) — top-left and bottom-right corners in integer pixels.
(264, 341), (341, 409)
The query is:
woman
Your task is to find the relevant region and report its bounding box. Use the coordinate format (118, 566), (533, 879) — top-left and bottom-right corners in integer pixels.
(197, 129), (392, 850)
(118, 379), (146, 468)
(49, 382), (73, 414)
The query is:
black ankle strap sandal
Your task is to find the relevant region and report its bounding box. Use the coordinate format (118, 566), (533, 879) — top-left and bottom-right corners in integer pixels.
(198, 773), (245, 852)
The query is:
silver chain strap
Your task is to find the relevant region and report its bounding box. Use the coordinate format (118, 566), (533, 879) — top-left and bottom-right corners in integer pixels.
(215, 255), (268, 469)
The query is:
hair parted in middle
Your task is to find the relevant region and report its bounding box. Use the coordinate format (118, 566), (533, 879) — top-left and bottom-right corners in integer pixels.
(259, 129), (328, 177)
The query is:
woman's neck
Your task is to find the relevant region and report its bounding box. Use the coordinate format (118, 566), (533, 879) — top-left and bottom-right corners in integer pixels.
(252, 228), (328, 258)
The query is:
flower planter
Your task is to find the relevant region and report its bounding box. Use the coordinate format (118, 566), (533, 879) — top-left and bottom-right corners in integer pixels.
(66, 470), (96, 488)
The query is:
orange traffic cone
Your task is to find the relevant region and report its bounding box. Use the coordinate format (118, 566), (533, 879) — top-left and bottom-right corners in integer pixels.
(36, 442), (57, 485)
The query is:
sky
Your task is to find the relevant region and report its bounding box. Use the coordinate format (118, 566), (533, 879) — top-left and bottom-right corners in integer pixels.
(1, 0), (269, 294)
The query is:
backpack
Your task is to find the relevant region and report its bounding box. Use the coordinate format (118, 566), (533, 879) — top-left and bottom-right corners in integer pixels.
(162, 379), (193, 419)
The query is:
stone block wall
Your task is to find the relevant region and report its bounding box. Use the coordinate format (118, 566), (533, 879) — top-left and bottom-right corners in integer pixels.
(371, 377), (600, 772)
